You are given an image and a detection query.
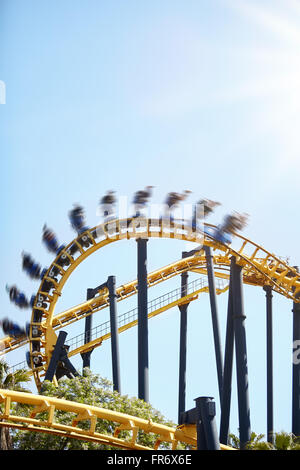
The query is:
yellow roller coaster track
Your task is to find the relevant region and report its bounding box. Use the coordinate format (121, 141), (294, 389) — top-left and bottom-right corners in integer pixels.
(0, 258), (229, 359)
(7, 275), (229, 375)
(3, 218), (300, 392)
(0, 389), (234, 450)
(65, 276), (228, 362)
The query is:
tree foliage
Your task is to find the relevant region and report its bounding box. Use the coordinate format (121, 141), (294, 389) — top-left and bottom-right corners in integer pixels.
(0, 358), (32, 450)
(4, 362), (300, 451)
(13, 368), (183, 450)
(228, 431), (300, 450)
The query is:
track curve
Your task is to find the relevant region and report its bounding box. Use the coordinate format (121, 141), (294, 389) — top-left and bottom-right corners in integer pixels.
(9, 217), (300, 391)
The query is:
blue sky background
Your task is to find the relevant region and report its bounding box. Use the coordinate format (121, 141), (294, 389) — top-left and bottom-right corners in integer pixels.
(1, 0), (300, 439)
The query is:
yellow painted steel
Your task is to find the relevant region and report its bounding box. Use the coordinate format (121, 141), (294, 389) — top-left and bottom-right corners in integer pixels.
(2, 216), (295, 449)
(0, 389), (234, 450)
(7, 277), (229, 377)
(67, 280), (228, 360)
(0, 258), (228, 358)
(2, 217), (300, 391)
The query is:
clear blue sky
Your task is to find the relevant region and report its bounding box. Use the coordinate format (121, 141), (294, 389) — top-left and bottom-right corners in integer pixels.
(1, 0), (300, 439)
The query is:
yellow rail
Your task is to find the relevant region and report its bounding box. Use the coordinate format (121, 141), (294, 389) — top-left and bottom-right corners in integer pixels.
(2, 217), (293, 449)
(3, 217), (300, 391)
(8, 276), (229, 376)
(0, 261), (228, 358)
(0, 389), (234, 450)
(67, 278), (228, 359)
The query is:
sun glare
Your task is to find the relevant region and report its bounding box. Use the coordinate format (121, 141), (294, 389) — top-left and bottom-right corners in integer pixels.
(225, 0), (300, 168)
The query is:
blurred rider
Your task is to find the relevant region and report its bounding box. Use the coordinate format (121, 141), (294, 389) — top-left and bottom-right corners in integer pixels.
(0, 317), (28, 338)
(132, 186), (154, 217)
(69, 204), (89, 234)
(163, 190), (192, 222)
(6, 285), (29, 309)
(100, 191), (117, 220)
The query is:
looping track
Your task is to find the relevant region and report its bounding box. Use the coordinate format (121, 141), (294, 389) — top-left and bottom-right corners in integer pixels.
(1, 216), (300, 448)
(3, 217), (300, 392)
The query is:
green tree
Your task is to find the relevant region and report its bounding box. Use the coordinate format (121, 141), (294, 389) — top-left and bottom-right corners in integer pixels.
(0, 358), (31, 450)
(228, 431), (300, 450)
(273, 432), (300, 450)
(13, 368), (184, 450)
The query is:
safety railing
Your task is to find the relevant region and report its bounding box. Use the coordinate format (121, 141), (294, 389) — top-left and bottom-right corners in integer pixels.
(9, 276), (227, 373)
(65, 276), (226, 353)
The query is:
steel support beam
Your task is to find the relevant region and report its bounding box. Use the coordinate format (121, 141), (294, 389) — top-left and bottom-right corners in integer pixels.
(178, 252), (190, 423)
(81, 288), (95, 370)
(43, 330), (79, 388)
(204, 245), (223, 404)
(195, 397), (220, 450)
(231, 256), (251, 449)
(44, 330), (68, 383)
(179, 396), (220, 450)
(219, 260), (235, 445)
(108, 275), (121, 393)
(264, 285), (274, 444)
(136, 237), (149, 402)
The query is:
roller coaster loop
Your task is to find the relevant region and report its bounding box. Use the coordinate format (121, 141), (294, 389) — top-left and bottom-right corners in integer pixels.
(22, 217), (300, 390)
(2, 216), (300, 448)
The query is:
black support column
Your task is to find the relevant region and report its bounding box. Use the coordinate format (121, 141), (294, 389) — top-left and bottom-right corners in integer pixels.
(179, 396), (220, 450)
(44, 330), (68, 383)
(204, 245), (223, 404)
(231, 256), (251, 449)
(195, 397), (220, 450)
(219, 261), (235, 445)
(264, 285), (274, 444)
(43, 330), (79, 388)
(178, 252), (190, 423)
(137, 237), (149, 402)
(107, 275), (121, 393)
(81, 288), (94, 370)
